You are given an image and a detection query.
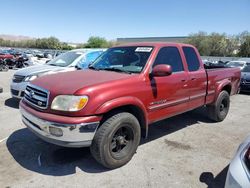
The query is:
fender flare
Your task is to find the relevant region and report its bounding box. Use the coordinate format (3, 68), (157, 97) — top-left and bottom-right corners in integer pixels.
(215, 79), (232, 101)
(95, 96), (148, 136)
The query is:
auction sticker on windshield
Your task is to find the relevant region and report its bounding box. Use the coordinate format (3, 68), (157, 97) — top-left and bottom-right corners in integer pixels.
(135, 47), (152, 52)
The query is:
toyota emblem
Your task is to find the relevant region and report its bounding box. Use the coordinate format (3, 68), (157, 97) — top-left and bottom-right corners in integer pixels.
(29, 90), (35, 98)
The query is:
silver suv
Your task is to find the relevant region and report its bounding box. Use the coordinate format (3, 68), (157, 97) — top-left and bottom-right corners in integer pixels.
(10, 48), (106, 99)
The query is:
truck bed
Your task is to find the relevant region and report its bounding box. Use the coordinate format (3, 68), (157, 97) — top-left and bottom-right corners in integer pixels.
(205, 67), (241, 104)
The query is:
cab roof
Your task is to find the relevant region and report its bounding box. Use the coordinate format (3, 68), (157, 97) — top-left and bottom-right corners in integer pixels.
(115, 42), (195, 48)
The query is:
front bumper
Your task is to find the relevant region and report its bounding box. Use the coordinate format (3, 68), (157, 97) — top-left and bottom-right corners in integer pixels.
(20, 105), (100, 147)
(10, 81), (28, 99)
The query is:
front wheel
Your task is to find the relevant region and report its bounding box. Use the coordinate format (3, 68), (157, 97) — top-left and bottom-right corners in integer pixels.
(90, 112), (141, 169)
(207, 90), (230, 122)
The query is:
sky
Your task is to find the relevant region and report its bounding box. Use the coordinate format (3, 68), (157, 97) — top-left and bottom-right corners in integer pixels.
(1, 0), (249, 43)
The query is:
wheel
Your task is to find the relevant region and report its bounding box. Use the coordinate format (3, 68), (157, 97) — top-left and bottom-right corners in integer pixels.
(90, 112), (141, 169)
(207, 90), (230, 122)
(2, 65), (9, 72)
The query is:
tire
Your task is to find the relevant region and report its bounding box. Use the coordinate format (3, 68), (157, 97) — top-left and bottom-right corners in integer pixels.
(207, 90), (230, 122)
(90, 112), (141, 169)
(2, 65), (9, 72)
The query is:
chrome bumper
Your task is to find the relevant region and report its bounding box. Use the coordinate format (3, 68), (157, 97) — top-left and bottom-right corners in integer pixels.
(20, 106), (99, 147)
(10, 81), (28, 99)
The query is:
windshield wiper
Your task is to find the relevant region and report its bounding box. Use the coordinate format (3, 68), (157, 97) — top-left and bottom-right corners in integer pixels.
(48, 63), (58, 66)
(88, 66), (99, 71)
(99, 67), (132, 74)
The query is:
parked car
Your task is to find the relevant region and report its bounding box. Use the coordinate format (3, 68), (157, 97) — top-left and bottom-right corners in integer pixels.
(19, 42), (240, 169)
(226, 61), (249, 70)
(0, 51), (14, 60)
(238, 58), (250, 63)
(225, 135), (250, 188)
(240, 65), (250, 92)
(11, 48), (106, 99)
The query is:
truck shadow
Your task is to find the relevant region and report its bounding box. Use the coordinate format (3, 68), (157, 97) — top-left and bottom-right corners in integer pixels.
(6, 107), (215, 176)
(4, 97), (20, 109)
(141, 107), (215, 145)
(199, 165), (229, 188)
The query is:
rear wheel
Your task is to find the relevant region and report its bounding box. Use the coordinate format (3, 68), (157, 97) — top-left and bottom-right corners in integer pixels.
(207, 90), (230, 122)
(90, 112), (141, 169)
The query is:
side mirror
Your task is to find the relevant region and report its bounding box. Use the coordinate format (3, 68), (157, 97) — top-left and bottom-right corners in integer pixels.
(75, 62), (82, 70)
(151, 64), (172, 77)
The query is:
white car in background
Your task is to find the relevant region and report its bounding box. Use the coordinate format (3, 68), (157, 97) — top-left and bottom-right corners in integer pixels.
(10, 48), (106, 99)
(226, 61), (249, 70)
(225, 135), (250, 188)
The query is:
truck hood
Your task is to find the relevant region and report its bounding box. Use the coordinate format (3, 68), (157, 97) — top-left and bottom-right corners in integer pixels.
(31, 70), (136, 95)
(14, 64), (69, 77)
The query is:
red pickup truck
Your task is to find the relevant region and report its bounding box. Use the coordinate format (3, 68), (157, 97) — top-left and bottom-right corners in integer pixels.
(20, 42), (240, 169)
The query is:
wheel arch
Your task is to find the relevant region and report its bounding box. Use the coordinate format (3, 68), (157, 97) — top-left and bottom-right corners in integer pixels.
(215, 80), (232, 101)
(95, 97), (148, 138)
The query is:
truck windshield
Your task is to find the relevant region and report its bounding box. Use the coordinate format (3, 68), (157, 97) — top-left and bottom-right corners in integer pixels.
(47, 51), (82, 67)
(90, 46), (153, 73)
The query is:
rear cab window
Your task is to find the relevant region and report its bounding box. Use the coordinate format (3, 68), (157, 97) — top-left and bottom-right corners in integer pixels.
(182, 47), (201, 72)
(153, 46), (184, 73)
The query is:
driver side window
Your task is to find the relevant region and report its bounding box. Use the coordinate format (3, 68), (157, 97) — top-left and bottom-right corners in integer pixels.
(153, 47), (184, 73)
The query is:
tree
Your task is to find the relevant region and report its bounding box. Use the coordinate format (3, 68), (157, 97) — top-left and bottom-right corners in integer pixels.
(238, 36), (250, 57)
(0, 36), (73, 50)
(85, 36), (109, 48)
(184, 32), (211, 56)
(185, 31), (238, 56)
(208, 33), (228, 56)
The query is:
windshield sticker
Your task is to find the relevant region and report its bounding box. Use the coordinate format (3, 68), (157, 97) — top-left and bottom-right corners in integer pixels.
(135, 47), (152, 52)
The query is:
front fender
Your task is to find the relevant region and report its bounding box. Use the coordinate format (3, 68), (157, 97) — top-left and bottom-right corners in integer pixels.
(95, 96), (148, 137)
(95, 96), (147, 117)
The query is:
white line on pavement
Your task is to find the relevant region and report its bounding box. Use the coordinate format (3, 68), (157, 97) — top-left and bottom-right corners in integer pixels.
(0, 137), (8, 143)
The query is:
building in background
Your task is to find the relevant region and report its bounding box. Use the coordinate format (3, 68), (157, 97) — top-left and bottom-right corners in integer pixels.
(117, 36), (188, 44)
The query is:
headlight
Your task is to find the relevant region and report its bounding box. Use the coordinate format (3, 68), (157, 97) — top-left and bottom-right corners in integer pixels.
(24, 75), (38, 82)
(51, 95), (88, 111)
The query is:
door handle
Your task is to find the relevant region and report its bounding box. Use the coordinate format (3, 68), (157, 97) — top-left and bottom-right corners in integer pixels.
(191, 78), (196, 81)
(181, 79), (186, 82)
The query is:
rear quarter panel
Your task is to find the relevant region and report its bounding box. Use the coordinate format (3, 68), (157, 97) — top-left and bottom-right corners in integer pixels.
(206, 67), (240, 104)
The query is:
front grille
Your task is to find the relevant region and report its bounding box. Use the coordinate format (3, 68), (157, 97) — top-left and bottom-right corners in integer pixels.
(13, 75), (25, 83)
(241, 79), (250, 85)
(24, 84), (49, 109)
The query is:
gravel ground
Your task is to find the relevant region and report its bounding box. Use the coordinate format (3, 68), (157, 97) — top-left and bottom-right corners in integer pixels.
(0, 69), (250, 188)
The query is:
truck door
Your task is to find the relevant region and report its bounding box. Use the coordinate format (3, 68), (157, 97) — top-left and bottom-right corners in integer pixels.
(147, 46), (190, 122)
(182, 46), (207, 109)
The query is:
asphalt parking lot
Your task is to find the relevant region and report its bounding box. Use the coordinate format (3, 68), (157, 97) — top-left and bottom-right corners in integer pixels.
(0, 70), (250, 188)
